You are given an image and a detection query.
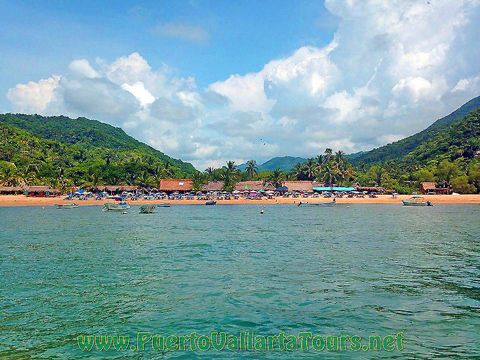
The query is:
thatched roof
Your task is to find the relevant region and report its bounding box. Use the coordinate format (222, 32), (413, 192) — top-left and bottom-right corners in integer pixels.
(159, 179), (193, 192)
(283, 181), (317, 192)
(202, 181), (224, 191)
(26, 186), (60, 193)
(235, 181), (275, 191)
(0, 186), (24, 193)
(420, 182), (436, 191)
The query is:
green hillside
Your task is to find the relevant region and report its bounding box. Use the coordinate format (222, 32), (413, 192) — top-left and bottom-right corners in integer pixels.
(401, 108), (480, 165)
(0, 114), (196, 189)
(239, 156), (306, 172)
(0, 113), (195, 174)
(350, 96), (480, 164)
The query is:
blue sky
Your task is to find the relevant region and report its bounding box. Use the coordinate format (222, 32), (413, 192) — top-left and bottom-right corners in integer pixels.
(0, 0), (337, 103)
(1, 1), (479, 169)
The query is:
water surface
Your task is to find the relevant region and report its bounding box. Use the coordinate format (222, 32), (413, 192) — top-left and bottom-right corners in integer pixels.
(0, 204), (479, 359)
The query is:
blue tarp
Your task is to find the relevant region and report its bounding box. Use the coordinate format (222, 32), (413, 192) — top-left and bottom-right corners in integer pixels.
(312, 187), (355, 192)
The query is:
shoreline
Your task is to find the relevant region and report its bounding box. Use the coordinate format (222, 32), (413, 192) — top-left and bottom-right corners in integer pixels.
(0, 194), (480, 207)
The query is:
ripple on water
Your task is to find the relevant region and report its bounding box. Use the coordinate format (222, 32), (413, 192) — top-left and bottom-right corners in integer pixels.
(0, 204), (479, 358)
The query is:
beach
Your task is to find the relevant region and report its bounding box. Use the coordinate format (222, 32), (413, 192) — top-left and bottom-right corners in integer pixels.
(1, 194), (479, 207)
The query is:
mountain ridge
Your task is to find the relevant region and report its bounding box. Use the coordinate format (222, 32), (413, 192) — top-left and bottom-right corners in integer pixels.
(0, 113), (195, 174)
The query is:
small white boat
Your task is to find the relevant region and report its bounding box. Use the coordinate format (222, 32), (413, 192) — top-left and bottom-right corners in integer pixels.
(298, 201), (336, 207)
(56, 203), (79, 209)
(103, 201), (130, 212)
(402, 196), (433, 206)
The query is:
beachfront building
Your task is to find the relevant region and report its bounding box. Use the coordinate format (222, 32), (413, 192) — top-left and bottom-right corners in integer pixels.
(420, 182), (451, 195)
(202, 181), (224, 192)
(0, 186), (24, 195)
(235, 181), (275, 192)
(25, 186), (60, 197)
(159, 179), (193, 193)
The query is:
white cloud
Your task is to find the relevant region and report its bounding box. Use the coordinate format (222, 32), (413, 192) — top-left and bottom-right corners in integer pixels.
(68, 59), (99, 79)
(122, 82), (155, 106)
(5, 1), (480, 169)
(6, 76), (60, 114)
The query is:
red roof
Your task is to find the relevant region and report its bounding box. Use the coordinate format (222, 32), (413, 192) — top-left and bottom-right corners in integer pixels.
(159, 179), (193, 191)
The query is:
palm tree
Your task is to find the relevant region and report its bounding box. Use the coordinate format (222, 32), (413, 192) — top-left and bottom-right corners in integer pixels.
(23, 163), (39, 185)
(152, 163), (166, 188)
(226, 161), (237, 172)
(221, 161), (239, 192)
(245, 160), (257, 179)
(0, 161), (22, 186)
(192, 171), (207, 191)
(335, 150), (345, 165)
(292, 162), (306, 180)
(263, 169), (286, 189)
(163, 162), (174, 178)
(317, 162), (338, 187)
(323, 148), (333, 164)
(304, 159), (318, 180)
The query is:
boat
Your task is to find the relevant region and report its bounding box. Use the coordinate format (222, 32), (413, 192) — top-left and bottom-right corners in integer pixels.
(402, 196), (433, 206)
(298, 201), (335, 207)
(103, 201), (130, 212)
(157, 204), (171, 208)
(205, 200), (217, 205)
(55, 203), (79, 209)
(139, 204), (156, 214)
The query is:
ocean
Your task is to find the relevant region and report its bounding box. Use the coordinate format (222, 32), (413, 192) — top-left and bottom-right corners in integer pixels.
(1, 204), (479, 359)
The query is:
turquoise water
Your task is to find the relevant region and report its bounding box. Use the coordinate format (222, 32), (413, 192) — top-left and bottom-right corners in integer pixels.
(0, 204), (479, 359)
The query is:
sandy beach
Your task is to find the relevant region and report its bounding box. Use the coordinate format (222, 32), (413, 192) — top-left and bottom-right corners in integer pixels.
(1, 194), (479, 207)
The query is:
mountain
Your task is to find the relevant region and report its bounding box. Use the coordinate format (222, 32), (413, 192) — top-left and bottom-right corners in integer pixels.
(0, 113), (195, 174)
(238, 156), (307, 172)
(349, 96), (480, 164)
(400, 107), (480, 165)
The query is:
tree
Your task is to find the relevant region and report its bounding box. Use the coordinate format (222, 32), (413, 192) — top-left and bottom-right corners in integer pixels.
(413, 168), (435, 183)
(0, 161), (22, 186)
(245, 160), (258, 179)
(221, 161), (239, 192)
(467, 162), (480, 193)
(304, 158), (318, 180)
(317, 162), (338, 187)
(263, 169), (286, 189)
(192, 171), (207, 191)
(451, 175), (475, 194)
(435, 160), (460, 187)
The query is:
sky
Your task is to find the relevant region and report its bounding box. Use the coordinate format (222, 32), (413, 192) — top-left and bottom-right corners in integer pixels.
(1, 0), (480, 170)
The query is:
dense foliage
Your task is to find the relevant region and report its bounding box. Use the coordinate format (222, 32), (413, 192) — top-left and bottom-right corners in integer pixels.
(0, 115), (195, 190)
(0, 113), (195, 174)
(1, 99), (479, 195)
(349, 96), (480, 164)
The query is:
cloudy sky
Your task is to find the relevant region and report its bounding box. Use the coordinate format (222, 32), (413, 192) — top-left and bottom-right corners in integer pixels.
(1, 0), (480, 169)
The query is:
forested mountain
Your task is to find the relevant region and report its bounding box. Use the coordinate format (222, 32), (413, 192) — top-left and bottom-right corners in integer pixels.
(238, 156), (307, 172)
(0, 114), (195, 189)
(0, 114), (195, 174)
(350, 96), (480, 164)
